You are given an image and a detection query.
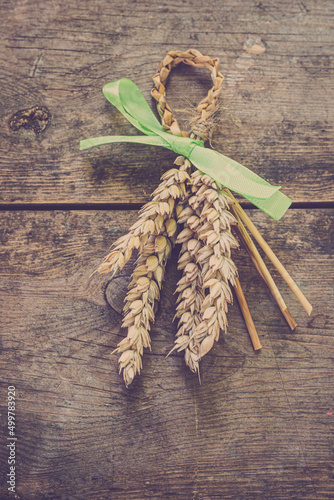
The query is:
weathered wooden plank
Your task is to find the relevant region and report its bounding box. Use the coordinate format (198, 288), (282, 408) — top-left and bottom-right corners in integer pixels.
(0, 208), (333, 499)
(0, 0), (333, 204)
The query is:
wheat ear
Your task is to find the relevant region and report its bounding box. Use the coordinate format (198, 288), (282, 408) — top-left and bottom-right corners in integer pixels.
(96, 156), (189, 278)
(170, 169), (239, 371)
(111, 156), (192, 385)
(171, 204), (205, 374)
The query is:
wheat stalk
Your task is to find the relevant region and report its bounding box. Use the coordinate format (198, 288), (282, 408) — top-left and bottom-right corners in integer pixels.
(190, 181), (239, 360)
(172, 218), (205, 374)
(168, 168), (239, 373)
(116, 232), (174, 385)
(107, 156), (192, 385)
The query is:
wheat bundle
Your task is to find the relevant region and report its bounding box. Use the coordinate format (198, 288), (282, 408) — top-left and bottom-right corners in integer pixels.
(81, 49), (312, 386)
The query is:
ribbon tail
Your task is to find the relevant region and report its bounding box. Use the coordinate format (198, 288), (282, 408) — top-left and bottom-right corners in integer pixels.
(189, 146), (292, 220)
(242, 191), (292, 220)
(80, 134), (170, 151)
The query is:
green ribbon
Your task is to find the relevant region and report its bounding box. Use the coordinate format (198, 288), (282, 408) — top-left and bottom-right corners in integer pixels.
(80, 78), (292, 220)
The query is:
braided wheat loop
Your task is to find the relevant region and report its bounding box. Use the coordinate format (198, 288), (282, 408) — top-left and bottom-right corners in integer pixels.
(151, 49), (224, 142)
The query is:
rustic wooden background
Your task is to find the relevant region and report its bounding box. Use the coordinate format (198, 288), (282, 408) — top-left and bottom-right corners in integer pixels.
(0, 0), (333, 499)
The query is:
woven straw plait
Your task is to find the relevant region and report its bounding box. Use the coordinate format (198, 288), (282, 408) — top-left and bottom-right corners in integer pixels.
(151, 49), (224, 140)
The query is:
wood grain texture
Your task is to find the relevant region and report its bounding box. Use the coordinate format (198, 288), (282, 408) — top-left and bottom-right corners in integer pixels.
(0, 209), (333, 499)
(0, 0), (333, 204)
(1, 1), (333, 498)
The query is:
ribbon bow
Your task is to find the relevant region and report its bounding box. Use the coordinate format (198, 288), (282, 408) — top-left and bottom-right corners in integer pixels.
(80, 78), (292, 220)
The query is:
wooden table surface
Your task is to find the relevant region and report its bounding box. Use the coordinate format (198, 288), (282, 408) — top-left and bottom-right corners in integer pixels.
(0, 1), (333, 499)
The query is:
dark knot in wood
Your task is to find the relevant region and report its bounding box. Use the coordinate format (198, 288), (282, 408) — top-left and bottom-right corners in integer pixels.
(104, 275), (131, 315)
(9, 106), (51, 134)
